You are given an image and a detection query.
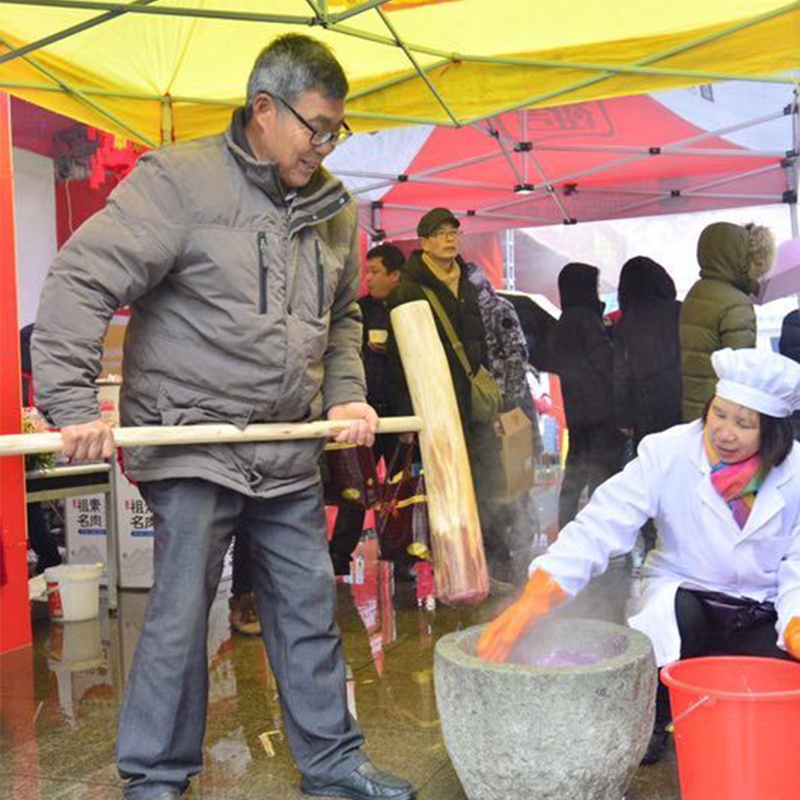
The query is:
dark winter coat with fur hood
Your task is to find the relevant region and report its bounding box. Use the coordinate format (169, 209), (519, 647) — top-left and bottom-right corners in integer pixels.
(679, 222), (774, 421)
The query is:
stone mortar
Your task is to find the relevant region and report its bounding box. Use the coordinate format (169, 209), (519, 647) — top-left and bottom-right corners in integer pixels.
(434, 619), (657, 800)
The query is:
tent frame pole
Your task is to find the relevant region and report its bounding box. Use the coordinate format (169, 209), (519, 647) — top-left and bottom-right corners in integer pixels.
(374, 6), (458, 126)
(609, 165), (783, 216)
(503, 230), (516, 291)
(0, 0), (317, 26)
(790, 86), (799, 238)
(0, 0), (160, 65)
(414, 150), (504, 179)
(347, 58), (451, 102)
(0, 37), (157, 146)
(333, 169), (508, 191)
(475, 107), (792, 216)
(3, 0), (796, 127)
(457, 3), (798, 125)
(685, 163), (783, 194)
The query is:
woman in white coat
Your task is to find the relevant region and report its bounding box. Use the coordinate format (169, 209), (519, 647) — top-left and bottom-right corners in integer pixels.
(478, 347), (800, 764)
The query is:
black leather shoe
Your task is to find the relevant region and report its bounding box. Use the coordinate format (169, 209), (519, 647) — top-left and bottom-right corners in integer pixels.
(301, 761), (415, 800)
(640, 726), (669, 765)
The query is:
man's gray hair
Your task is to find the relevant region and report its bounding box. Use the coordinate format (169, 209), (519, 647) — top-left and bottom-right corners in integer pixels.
(246, 34), (348, 112)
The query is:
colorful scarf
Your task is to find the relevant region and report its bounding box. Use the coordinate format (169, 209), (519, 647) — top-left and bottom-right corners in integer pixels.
(703, 426), (764, 528)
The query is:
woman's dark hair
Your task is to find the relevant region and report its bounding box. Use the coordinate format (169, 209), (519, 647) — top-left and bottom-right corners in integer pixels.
(702, 397), (795, 472)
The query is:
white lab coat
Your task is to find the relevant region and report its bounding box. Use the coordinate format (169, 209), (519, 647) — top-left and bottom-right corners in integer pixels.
(533, 421), (800, 666)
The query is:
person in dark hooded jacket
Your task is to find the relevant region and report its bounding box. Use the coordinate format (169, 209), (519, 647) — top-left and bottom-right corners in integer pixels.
(548, 262), (625, 528)
(779, 309), (800, 439)
(613, 256), (682, 447)
(679, 221), (774, 421)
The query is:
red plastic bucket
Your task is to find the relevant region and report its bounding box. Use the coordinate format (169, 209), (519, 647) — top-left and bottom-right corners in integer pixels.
(661, 656), (800, 800)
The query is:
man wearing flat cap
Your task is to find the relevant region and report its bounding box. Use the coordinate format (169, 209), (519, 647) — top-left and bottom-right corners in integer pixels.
(386, 207), (536, 587)
(387, 208), (481, 427)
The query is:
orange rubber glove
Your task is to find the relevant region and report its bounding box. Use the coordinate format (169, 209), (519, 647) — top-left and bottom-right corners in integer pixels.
(785, 617), (800, 660)
(477, 568), (568, 663)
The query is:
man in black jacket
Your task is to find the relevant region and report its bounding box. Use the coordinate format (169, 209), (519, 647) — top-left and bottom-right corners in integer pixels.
(387, 209), (522, 585)
(386, 209), (486, 429)
(329, 244), (406, 574)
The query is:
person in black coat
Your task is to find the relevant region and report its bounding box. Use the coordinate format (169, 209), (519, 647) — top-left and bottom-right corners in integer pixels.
(779, 308), (800, 439)
(548, 263), (625, 528)
(386, 211), (486, 431)
(329, 243), (407, 575)
(613, 256), (683, 447)
(612, 256), (682, 554)
(387, 209), (521, 585)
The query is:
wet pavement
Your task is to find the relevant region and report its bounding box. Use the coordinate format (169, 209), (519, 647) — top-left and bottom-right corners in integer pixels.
(0, 489), (682, 800)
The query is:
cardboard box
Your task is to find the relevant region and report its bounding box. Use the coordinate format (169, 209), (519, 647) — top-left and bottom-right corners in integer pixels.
(495, 408), (535, 502)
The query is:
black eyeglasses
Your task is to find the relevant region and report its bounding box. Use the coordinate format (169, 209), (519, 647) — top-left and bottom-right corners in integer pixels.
(264, 92), (352, 147)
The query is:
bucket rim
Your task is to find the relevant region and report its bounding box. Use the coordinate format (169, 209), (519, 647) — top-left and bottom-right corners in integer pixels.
(44, 563), (103, 581)
(661, 656), (800, 702)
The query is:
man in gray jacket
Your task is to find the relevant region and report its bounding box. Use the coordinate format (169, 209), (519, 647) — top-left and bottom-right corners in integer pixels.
(32, 34), (415, 800)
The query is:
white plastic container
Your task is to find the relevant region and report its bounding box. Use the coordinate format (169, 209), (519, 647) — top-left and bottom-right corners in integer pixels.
(47, 618), (103, 670)
(44, 564), (103, 622)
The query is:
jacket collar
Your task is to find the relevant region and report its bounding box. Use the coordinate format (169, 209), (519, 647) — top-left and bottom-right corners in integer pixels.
(406, 250), (472, 291)
(740, 449), (793, 540)
(224, 108), (351, 227)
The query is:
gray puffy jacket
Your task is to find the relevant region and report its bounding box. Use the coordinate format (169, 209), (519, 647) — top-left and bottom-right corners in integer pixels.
(33, 115), (365, 498)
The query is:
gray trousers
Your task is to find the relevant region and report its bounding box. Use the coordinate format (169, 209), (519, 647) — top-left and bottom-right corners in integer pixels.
(116, 478), (365, 800)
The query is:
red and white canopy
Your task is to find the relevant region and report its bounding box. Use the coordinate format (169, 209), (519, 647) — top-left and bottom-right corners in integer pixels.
(327, 80), (798, 239)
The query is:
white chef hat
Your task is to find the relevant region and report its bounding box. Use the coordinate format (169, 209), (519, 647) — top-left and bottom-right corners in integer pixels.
(712, 348), (800, 418)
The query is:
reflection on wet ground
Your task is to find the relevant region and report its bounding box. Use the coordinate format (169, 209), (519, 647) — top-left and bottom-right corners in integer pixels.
(1, 496), (681, 800)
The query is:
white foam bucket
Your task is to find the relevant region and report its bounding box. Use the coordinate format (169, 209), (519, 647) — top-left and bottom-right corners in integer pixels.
(44, 564), (103, 622)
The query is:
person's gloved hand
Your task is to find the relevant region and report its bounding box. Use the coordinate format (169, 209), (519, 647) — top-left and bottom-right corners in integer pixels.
(785, 617), (800, 660)
(477, 568), (567, 663)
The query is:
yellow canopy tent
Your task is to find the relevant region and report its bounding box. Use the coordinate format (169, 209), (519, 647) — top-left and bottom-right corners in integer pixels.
(1, 0), (799, 147)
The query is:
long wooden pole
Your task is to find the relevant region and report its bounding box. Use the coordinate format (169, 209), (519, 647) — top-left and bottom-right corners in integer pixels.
(390, 300), (488, 605)
(0, 416), (423, 456)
